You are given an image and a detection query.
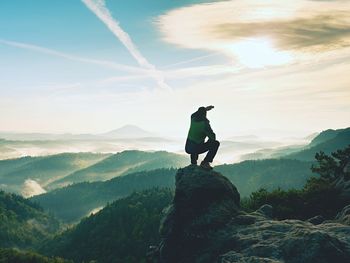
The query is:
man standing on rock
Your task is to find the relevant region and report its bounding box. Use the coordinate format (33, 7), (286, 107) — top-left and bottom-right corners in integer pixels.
(185, 106), (220, 170)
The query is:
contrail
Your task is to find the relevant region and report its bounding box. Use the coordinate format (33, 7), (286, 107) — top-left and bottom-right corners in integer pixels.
(81, 0), (170, 90)
(162, 52), (222, 69)
(0, 39), (149, 75)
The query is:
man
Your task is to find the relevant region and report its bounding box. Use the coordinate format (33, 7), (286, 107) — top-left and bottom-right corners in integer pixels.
(185, 106), (220, 170)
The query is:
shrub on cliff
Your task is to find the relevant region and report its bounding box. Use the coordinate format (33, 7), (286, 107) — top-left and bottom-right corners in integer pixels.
(243, 146), (350, 220)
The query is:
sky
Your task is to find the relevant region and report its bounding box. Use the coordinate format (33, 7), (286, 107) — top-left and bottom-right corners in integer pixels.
(0, 0), (349, 138)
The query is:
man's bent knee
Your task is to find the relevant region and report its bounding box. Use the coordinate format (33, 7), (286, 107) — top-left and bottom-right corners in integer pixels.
(211, 140), (220, 148)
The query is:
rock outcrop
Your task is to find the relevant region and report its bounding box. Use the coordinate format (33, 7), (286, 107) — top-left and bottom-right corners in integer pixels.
(155, 166), (350, 263)
(159, 165), (240, 263)
(336, 205), (350, 225)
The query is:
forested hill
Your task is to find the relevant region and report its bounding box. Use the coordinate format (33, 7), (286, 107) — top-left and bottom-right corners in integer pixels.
(40, 188), (173, 263)
(216, 159), (313, 196)
(33, 158), (315, 223)
(0, 191), (60, 248)
(31, 169), (176, 223)
(240, 127), (350, 161)
(309, 128), (348, 147)
(0, 150), (187, 196)
(285, 128), (350, 161)
(51, 150), (187, 187)
(0, 152), (109, 195)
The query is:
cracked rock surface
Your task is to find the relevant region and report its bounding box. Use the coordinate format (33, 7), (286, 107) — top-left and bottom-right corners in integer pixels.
(155, 166), (350, 263)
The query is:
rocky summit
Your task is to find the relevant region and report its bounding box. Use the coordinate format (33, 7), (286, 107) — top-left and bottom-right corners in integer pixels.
(153, 165), (350, 263)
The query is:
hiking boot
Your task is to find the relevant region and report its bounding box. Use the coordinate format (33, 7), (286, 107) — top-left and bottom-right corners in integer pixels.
(200, 161), (213, 170)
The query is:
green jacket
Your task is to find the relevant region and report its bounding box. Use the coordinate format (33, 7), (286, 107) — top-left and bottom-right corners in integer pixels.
(187, 112), (216, 144)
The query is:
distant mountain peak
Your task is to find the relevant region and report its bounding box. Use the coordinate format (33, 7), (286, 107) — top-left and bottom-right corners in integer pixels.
(102, 124), (154, 138)
(115, 124), (145, 131)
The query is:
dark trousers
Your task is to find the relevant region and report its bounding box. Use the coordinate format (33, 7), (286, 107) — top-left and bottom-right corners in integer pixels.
(185, 139), (220, 164)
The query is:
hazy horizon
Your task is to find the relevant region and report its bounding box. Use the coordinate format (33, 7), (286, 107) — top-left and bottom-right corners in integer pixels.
(0, 123), (329, 141)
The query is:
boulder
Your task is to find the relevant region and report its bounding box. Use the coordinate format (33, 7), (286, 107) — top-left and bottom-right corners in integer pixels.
(159, 165), (240, 263)
(174, 165), (240, 212)
(220, 219), (350, 263)
(155, 166), (350, 263)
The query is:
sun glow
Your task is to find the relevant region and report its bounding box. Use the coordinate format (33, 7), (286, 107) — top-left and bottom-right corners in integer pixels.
(227, 38), (293, 68)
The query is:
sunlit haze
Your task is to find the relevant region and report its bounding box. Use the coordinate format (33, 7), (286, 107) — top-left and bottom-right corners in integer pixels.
(1, 0), (349, 139)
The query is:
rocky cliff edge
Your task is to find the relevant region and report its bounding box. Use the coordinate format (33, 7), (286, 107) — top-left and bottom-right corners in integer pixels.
(153, 165), (350, 263)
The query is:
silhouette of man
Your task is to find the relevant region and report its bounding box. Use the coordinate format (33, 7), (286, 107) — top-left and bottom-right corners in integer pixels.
(185, 106), (220, 170)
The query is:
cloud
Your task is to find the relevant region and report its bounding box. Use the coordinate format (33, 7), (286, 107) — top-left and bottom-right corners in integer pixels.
(213, 13), (350, 51)
(82, 0), (170, 90)
(0, 39), (147, 74)
(157, 0), (350, 67)
(21, 179), (46, 198)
